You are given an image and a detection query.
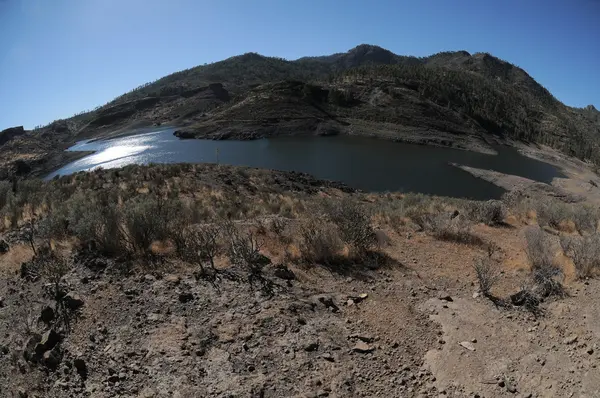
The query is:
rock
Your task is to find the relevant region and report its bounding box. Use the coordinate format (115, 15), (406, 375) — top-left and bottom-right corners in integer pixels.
(23, 333), (42, 362)
(563, 335), (578, 345)
(0, 239), (9, 254)
(472, 292), (480, 299)
(35, 329), (61, 357)
(63, 293), (84, 310)
(165, 274), (181, 285)
(312, 295), (339, 312)
(107, 374), (119, 383)
(347, 299), (355, 306)
(179, 292), (194, 303)
(0, 126), (25, 145)
(73, 358), (88, 379)
(40, 306), (55, 324)
(352, 341), (374, 353)
(304, 342), (319, 352)
(0, 296), (4, 307)
(458, 341), (476, 351)
(273, 264), (295, 280)
(321, 353), (335, 362)
(42, 347), (62, 370)
(17, 388), (28, 398)
(438, 292), (453, 302)
(587, 347), (594, 355)
(507, 383), (517, 393)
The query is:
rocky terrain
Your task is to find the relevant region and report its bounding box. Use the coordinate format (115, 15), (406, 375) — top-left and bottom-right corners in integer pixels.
(1, 161), (600, 397)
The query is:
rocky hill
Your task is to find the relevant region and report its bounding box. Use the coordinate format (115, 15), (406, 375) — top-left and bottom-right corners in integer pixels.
(1, 45), (599, 177)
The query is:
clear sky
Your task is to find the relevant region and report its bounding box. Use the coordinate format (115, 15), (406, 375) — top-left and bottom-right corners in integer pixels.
(1, 0), (598, 130)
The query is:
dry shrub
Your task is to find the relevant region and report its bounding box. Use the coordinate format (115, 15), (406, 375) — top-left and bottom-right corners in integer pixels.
(423, 213), (480, 245)
(174, 224), (222, 273)
(473, 250), (501, 297)
(324, 199), (376, 257)
(299, 219), (343, 265)
(571, 204), (599, 234)
(534, 198), (572, 229)
(466, 200), (507, 226)
(122, 196), (180, 256)
(560, 234), (600, 279)
(525, 226), (564, 297)
(224, 222), (270, 275)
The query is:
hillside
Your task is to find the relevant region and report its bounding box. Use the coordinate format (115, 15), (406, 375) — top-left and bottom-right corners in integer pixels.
(1, 44), (599, 178)
(3, 161), (600, 396)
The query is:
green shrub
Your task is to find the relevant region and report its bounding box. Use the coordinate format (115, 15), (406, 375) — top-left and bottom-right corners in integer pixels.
(122, 196), (180, 256)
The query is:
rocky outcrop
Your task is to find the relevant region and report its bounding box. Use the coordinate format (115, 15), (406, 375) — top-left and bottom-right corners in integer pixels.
(0, 126), (25, 145)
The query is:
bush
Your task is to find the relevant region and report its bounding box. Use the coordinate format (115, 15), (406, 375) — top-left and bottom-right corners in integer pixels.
(560, 234), (600, 279)
(571, 204), (599, 235)
(473, 252), (501, 297)
(0, 180), (13, 211)
(524, 226), (555, 270)
(174, 224), (222, 273)
(423, 213), (479, 245)
(67, 194), (124, 256)
(525, 226), (564, 297)
(534, 199), (572, 229)
(224, 222), (271, 280)
(466, 200), (506, 226)
(38, 206), (70, 240)
(122, 196), (180, 256)
(324, 200), (376, 257)
(299, 219), (343, 265)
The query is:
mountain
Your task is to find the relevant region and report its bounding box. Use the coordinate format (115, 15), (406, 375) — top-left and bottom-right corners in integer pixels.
(578, 105), (600, 125)
(5, 44), (600, 177)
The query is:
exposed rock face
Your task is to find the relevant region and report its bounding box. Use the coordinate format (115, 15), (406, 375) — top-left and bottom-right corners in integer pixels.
(0, 126), (25, 145)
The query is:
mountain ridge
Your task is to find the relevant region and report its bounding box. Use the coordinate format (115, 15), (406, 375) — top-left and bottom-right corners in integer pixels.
(1, 44), (599, 178)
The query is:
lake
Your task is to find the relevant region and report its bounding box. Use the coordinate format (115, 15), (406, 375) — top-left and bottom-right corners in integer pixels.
(46, 128), (565, 200)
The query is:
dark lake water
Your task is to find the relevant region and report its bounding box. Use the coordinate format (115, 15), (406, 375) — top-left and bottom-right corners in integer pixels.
(46, 128), (565, 200)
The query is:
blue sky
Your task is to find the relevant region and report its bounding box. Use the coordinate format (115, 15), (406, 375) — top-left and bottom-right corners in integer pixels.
(0, 0), (598, 130)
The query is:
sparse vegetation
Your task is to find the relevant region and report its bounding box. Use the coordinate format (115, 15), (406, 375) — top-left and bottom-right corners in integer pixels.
(299, 219), (343, 265)
(422, 212), (481, 245)
(324, 199), (376, 258)
(524, 226), (564, 297)
(473, 250), (502, 297)
(174, 224), (222, 274)
(560, 234), (600, 279)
